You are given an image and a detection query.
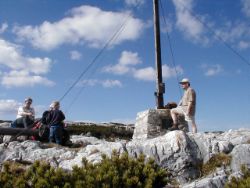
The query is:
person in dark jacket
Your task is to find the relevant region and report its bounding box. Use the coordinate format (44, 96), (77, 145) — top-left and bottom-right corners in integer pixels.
(46, 101), (65, 145)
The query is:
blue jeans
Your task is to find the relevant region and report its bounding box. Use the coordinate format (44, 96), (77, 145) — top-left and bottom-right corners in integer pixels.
(11, 116), (34, 128)
(49, 125), (63, 145)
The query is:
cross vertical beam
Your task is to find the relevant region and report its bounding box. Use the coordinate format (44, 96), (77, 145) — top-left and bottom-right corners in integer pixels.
(153, 0), (165, 109)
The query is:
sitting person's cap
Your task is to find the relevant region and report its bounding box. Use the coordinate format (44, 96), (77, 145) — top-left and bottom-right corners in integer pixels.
(179, 78), (190, 84)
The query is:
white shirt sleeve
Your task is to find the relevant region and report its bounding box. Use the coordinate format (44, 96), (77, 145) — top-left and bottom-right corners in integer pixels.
(16, 106), (24, 118)
(16, 106), (35, 119)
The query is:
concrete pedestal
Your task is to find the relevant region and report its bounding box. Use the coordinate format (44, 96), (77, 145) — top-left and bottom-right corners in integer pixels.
(133, 109), (189, 140)
(132, 109), (172, 140)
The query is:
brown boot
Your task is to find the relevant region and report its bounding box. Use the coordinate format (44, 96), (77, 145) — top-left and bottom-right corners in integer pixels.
(169, 123), (179, 131)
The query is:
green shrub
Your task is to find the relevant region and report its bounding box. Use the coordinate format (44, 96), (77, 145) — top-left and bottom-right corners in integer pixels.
(200, 153), (231, 176)
(0, 151), (169, 188)
(225, 165), (250, 188)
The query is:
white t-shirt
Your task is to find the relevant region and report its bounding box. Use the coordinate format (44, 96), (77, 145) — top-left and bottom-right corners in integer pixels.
(17, 106), (35, 120)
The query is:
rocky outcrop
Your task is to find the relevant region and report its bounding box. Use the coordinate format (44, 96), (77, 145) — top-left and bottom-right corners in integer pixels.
(128, 130), (202, 183)
(230, 144), (250, 172)
(0, 122), (11, 128)
(0, 128), (249, 187)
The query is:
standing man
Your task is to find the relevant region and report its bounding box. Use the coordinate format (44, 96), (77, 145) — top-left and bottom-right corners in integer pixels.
(170, 78), (197, 133)
(11, 97), (35, 128)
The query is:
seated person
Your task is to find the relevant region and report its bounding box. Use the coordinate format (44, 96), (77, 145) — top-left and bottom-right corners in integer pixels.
(11, 97), (35, 129)
(46, 101), (65, 145)
(41, 105), (52, 125)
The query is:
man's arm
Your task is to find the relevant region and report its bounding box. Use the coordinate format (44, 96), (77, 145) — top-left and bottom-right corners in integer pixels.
(17, 107), (26, 117)
(178, 99), (182, 106)
(187, 89), (196, 116)
(30, 108), (35, 119)
(60, 111), (65, 121)
(17, 107), (34, 117)
(187, 101), (194, 116)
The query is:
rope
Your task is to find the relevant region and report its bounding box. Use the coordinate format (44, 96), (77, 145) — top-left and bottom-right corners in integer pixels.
(59, 11), (135, 103)
(159, 0), (182, 97)
(64, 23), (127, 114)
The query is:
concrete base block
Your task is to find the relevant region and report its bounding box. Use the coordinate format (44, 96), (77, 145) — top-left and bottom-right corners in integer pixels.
(133, 109), (188, 140)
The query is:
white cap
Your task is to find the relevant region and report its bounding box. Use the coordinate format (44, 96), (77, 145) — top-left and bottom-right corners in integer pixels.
(179, 78), (190, 84)
(25, 97), (33, 102)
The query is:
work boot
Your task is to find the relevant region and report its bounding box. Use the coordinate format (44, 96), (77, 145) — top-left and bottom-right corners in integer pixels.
(169, 123), (179, 131)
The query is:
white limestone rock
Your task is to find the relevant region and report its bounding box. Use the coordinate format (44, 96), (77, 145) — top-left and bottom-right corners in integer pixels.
(59, 141), (126, 170)
(127, 130), (202, 183)
(220, 128), (250, 146)
(0, 141), (76, 168)
(187, 132), (234, 163)
(230, 144), (250, 172)
(0, 127), (249, 187)
(0, 122), (11, 128)
(70, 135), (105, 146)
(182, 175), (227, 188)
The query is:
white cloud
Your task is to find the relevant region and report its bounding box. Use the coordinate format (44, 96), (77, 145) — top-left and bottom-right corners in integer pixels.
(70, 50), (82, 60)
(215, 20), (250, 50)
(171, 0), (250, 50)
(78, 79), (122, 88)
(0, 39), (54, 87)
(13, 5), (145, 51)
(103, 51), (141, 75)
(0, 23), (8, 34)
(215, 22), (248, 42)
(104, 64), (131, 75)
(162, 18), (174, 33)
(102, 79), (122, 88)
(104, 51), (183, 81)
(125, 0), (145, 7)
(133, 67), (155, 81)
(201, 64), (223, 76)
(241, 0), (250, 17)
(171, 0), (207, 43)
(0, 99), (20, 115)
(78, 79), (99, 87)
(1, 70), (55, 88)
(238, 40), (250, 49)
(119, 51), (142, 66)
(162, 65), (184, 79)
(0, 39), (51, 73)
(133, 65), (184, 81)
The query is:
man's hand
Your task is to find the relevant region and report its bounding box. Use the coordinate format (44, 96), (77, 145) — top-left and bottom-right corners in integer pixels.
(26, 112), (32, 116)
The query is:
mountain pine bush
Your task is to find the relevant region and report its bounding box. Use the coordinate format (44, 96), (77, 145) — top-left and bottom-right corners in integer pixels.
(0, 151), (169, 188)
(225, 165), (250, 188)
(200, 153), (232, 176)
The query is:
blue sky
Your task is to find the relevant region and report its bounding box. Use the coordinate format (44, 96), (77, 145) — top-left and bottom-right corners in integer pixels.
(0, 0), (249, 132)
